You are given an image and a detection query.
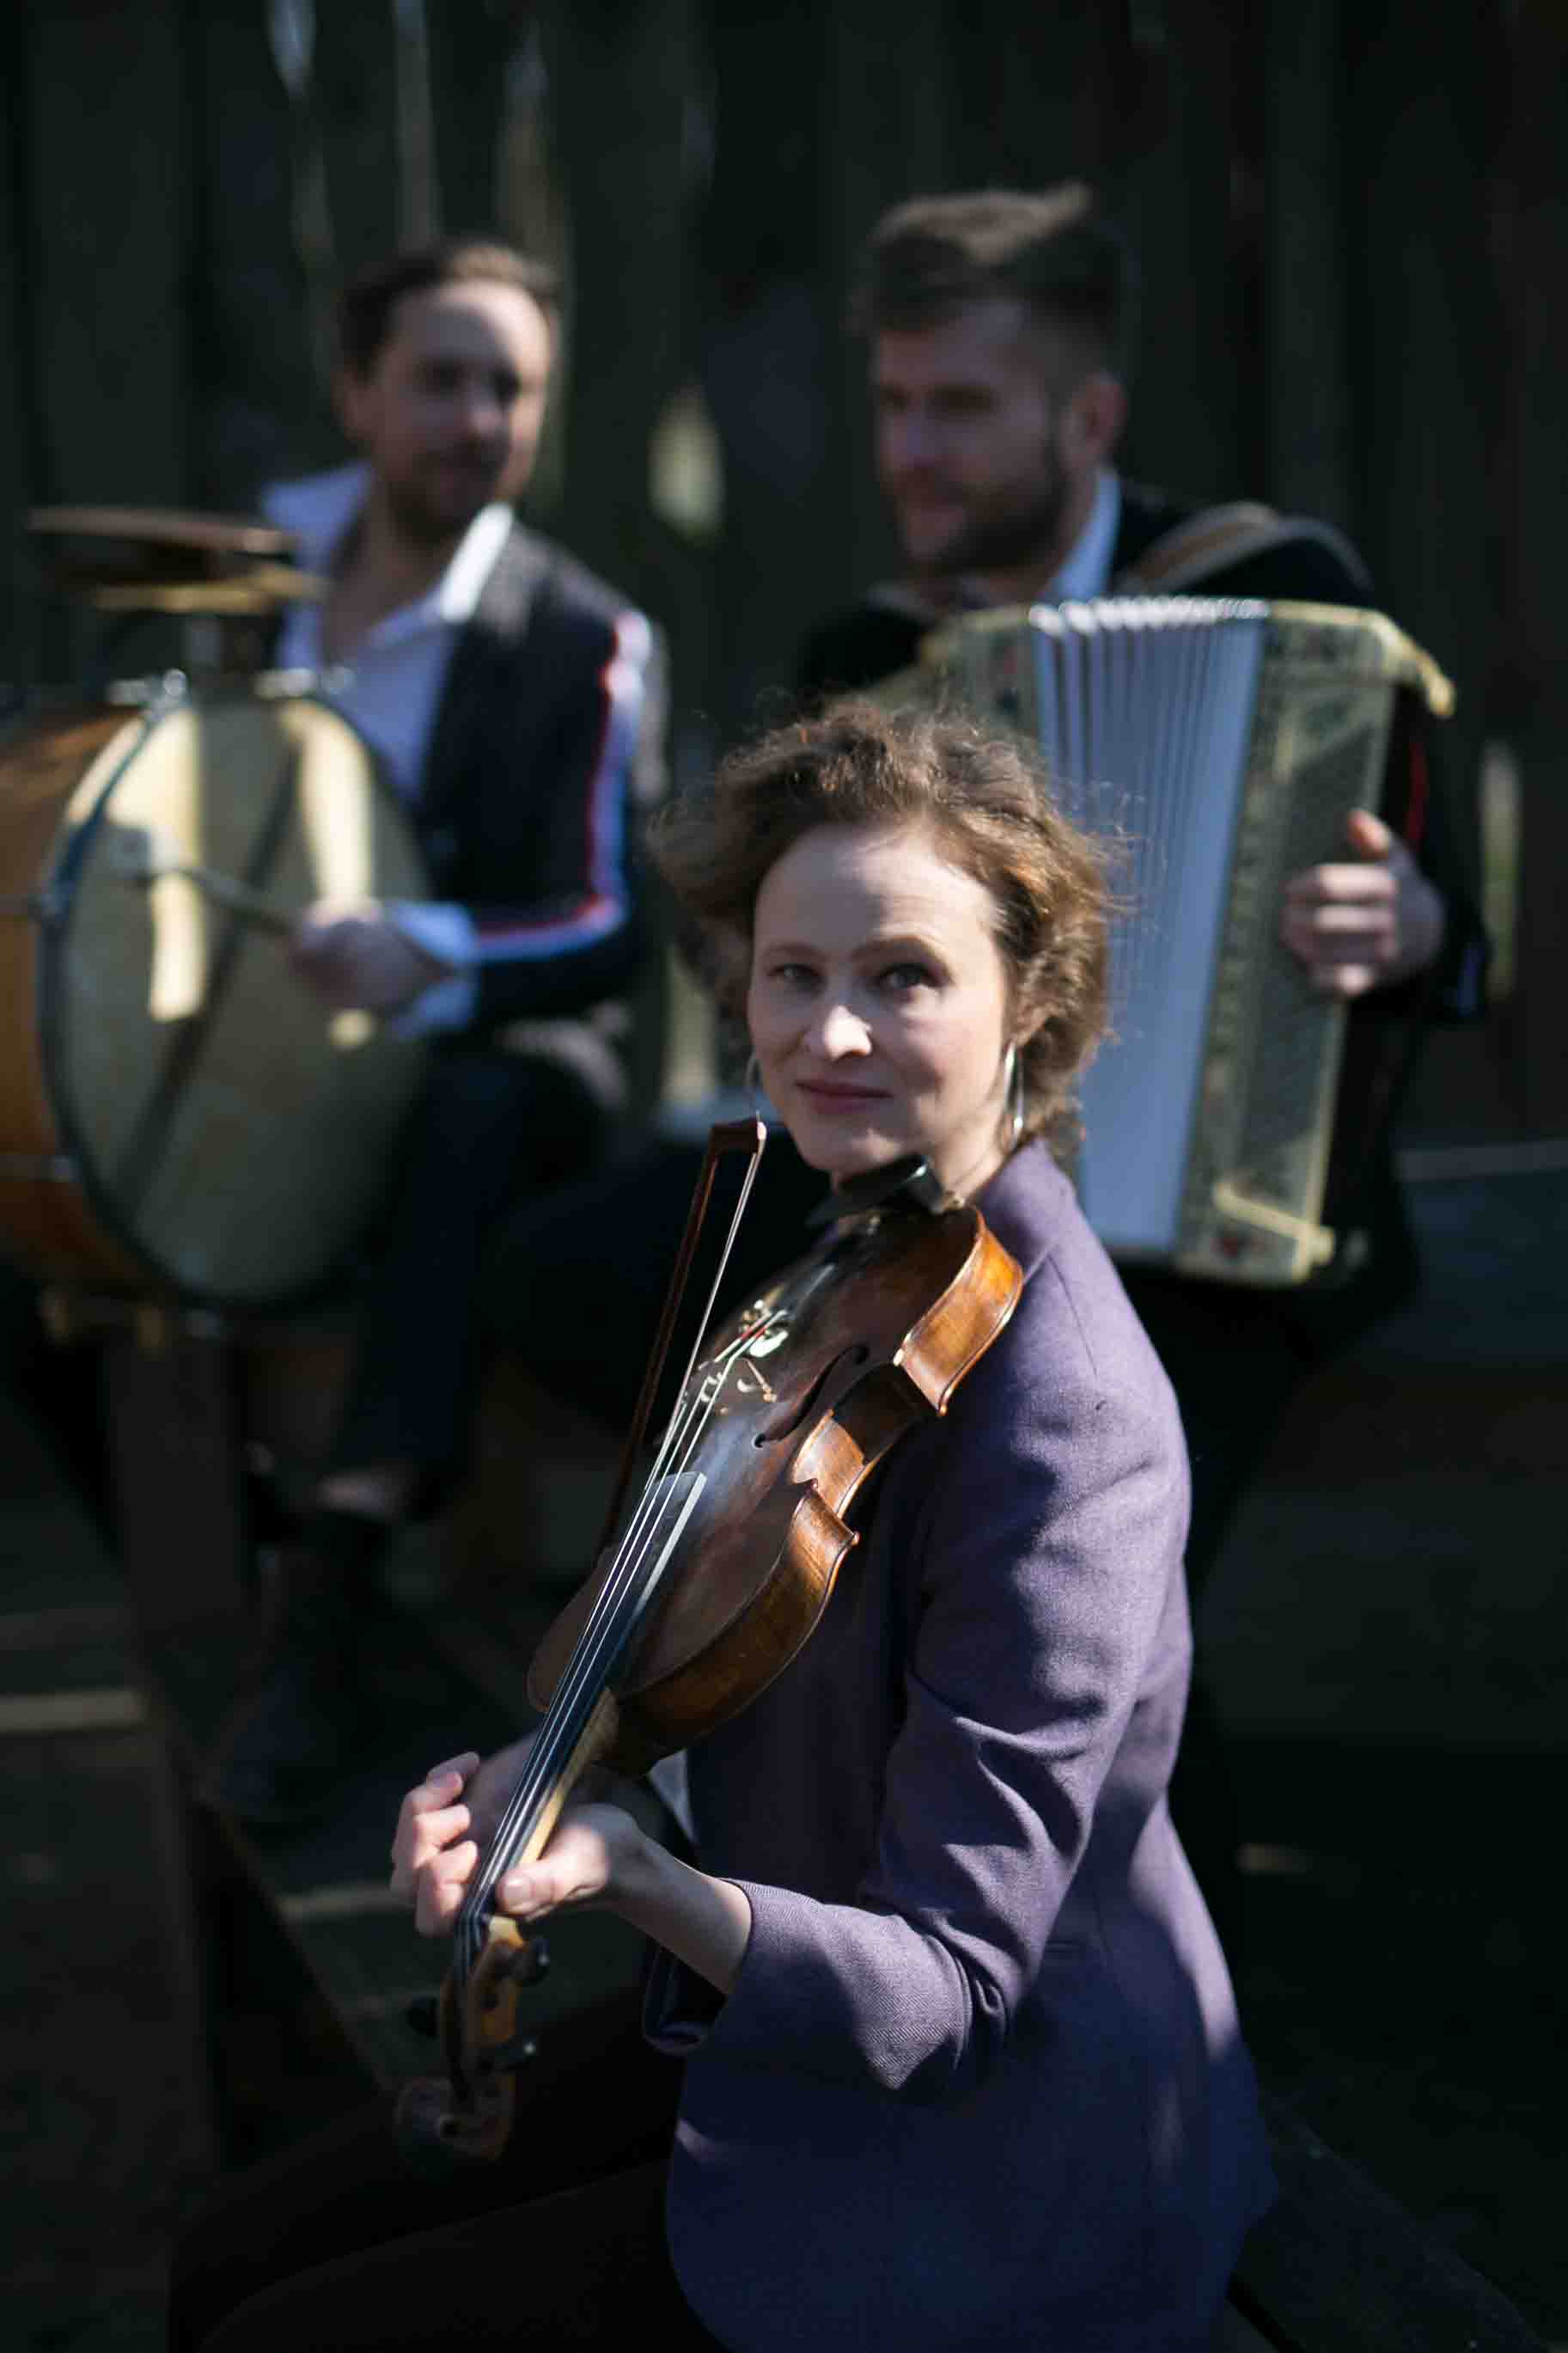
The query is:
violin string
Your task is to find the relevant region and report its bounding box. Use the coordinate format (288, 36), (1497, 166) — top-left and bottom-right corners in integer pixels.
(459, 1332), (763, 1951)
(455, 1302), (784, 1975)
(461, 1149), (771, 1909)
(460, 1501), (704, 1975)
(462, 1344), (753, 1934)
(467, 1471), (693, 1900)
(463, 1317), (772, 1947)
(506, 1355), (732, 1764)
(456, 1142), (774, 1965)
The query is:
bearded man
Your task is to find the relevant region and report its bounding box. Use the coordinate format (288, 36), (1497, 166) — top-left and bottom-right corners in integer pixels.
(799, 186), (1487, 1940)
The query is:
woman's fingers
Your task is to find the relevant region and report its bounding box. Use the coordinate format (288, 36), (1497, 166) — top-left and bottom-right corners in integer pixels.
(414, 1839), (480, 1937)
(494, 1806), (629, 1922)
(389, 1752), (482, 1901)
(395, 1754), (479, 1838)
(390, 1809), (469, 1903)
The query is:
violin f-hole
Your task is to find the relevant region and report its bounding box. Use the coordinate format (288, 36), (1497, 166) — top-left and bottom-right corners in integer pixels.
(751, 1342), (870, 1445)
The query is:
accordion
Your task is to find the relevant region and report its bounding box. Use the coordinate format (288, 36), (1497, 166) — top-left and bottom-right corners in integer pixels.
(885, 597), (1453, 1286)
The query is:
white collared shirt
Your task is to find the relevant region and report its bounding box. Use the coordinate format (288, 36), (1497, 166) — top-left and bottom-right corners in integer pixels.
(261, 461), (516, 1032)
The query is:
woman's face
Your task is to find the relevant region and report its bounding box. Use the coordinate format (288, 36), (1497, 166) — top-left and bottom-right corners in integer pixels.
(747, 820), (1014, 1194)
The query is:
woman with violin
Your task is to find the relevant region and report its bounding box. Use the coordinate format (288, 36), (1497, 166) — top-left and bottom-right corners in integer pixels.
(170, 704), (1272, 2352)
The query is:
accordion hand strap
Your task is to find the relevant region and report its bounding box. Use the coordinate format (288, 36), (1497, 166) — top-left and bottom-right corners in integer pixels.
(1113, 501), (1372, 598)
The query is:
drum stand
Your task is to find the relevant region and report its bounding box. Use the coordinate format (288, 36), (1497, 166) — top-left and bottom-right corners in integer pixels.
(3, 508), (423, 2155)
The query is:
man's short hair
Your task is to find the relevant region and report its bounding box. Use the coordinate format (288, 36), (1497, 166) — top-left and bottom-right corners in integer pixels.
(851, 186), (1136, 380)
(337, 238), (560, 378)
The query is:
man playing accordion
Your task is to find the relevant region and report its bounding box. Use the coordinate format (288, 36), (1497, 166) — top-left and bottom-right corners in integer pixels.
(798, 184), (1488, 1941)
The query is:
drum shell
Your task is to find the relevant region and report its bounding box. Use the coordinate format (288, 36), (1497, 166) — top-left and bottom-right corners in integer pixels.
(0, 708), (144, 1287)
(0, 688), (430, 1311)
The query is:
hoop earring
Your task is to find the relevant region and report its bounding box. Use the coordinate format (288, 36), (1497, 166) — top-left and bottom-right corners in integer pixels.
(1004, 1042), (1025, 1150)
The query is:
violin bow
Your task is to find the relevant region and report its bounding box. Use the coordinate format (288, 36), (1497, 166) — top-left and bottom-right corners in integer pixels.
(593, 1116), (767, 1563)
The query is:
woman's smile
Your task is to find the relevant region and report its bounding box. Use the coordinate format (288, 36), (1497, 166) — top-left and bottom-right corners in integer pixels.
(793, 1076), (891, 1108)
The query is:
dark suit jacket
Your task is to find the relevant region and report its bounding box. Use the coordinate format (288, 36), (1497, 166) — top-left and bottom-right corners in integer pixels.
(645, 1144), (1273, 2351)
(414, 520), (665, 1037)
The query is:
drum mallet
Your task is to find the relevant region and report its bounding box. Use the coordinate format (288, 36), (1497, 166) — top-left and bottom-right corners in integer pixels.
(107, 823), (296, 936)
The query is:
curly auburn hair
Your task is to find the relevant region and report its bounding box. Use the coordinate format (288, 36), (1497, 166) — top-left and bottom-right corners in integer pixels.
(650, 701), (1109, 1164)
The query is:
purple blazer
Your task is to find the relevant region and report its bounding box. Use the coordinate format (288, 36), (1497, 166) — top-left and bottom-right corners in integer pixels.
(646, 1142), (1273, 2352)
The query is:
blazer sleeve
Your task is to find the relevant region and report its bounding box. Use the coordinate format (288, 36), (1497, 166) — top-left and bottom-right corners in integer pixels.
(455, 608), (665, 1033)
(647, 1287), (1189, 2104)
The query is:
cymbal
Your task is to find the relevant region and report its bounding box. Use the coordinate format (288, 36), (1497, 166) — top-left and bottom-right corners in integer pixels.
(27, 508), (325, 615)
(28, 505), (296, 560)
(82, 564), (328, 614)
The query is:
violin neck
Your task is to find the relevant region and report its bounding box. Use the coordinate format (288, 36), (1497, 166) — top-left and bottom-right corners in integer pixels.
(458, 1466), (708, 1966)
(505, 1687), (622, 1875)
(455, 1675), (619, 1977)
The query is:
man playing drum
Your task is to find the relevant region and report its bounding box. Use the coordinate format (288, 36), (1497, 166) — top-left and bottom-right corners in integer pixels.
(205, 239), (664, 1825)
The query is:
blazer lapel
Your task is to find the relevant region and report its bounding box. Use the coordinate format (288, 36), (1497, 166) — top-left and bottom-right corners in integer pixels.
(418, 520), (550, 831)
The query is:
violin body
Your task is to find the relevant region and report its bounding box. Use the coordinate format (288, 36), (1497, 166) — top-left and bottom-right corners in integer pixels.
(527, 1193), (1022, 1769)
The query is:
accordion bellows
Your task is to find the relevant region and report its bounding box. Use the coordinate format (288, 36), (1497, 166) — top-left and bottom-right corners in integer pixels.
(885, 598), (1453, 1286)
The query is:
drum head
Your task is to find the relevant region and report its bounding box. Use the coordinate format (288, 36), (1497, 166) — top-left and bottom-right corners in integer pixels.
(43, 692), (429, 1310)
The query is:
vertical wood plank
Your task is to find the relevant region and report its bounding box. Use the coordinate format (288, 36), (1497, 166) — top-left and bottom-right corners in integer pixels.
(948, 0), (1119, 192)
(20, 0), (195, 509)
(1346, 3), (1503, 672)
(425, 0), (518, 237)
(818, 0), (957, 623)
(1348, 0), (1509, 1138)
(539, 0), (692, 603)
(188, 0), (336, 509)
(700, 0), (832, 723)
(534, 0), (704, 1111)
(1498, 1), (1568, 1132)
(314, 0), (402, 290)
(1120, 0), (1248, 504)
(1260, 0), (1355, 532)
(0, 5), (39, 688)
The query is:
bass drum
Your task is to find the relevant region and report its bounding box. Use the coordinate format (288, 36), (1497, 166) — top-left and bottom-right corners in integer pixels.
(0, 679), (429, 1311)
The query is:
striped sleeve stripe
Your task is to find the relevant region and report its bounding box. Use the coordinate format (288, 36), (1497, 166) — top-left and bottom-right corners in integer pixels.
(472, 608), (651, 963)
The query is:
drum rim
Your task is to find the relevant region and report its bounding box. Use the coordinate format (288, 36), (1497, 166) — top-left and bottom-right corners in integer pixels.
(35, 686), (429, 1318)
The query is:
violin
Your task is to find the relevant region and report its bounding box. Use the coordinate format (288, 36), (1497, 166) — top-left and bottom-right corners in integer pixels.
(396, 1116), (1022, 2168)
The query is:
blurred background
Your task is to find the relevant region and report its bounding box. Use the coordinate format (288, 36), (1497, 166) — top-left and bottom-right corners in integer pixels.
(1, 3), (1565, 2348)
(1, 0), (1563, 1140)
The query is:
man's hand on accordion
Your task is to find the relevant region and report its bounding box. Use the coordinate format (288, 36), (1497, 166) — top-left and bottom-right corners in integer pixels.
(1280, 810), (1445, 1000)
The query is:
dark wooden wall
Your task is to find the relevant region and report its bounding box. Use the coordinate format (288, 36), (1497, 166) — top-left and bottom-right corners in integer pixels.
(1, 0), (1559, 1133)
